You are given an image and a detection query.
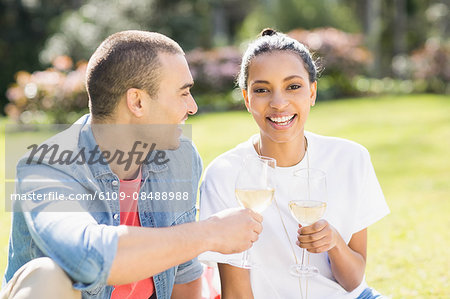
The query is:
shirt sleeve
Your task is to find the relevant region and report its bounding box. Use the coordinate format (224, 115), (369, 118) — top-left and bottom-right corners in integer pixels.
(352, 151), (390, 234)
(173, 208), (203, 284)
(174, 257), (204, 284)
(16, 163), (119, 292)
(173, 145), (204, 284)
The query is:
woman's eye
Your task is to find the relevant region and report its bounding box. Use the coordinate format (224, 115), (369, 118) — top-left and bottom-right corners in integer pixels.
(254, 88), (268, 93)
(288, 84), (301, 90)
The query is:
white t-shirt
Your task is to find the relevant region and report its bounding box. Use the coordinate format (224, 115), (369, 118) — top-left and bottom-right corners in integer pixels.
(199, 132), (390, 299)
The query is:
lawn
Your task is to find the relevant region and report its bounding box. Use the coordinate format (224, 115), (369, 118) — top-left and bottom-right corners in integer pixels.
(1, 94), (449, 298)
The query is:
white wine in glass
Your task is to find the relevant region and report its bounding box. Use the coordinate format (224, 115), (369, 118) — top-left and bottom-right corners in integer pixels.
(235, 189), (275, 214)
(288, 168), (327, 277)
(288, 200), (326, 227)
(230, 155), (276, 269)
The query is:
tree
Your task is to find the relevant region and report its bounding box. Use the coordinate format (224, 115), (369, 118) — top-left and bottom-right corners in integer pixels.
(238, 0), (361, 41)
(0, 0), (83, 114)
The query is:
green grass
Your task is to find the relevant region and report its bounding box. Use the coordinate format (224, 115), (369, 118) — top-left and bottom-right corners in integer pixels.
(1, 94), (449, 297)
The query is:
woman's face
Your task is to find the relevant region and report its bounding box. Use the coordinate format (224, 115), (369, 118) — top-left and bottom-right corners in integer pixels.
(243, 51), (317, 145)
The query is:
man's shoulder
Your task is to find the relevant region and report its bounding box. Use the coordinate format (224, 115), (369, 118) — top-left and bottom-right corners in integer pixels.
(17, 115), (90, 167)
(16, 115), (93, 183)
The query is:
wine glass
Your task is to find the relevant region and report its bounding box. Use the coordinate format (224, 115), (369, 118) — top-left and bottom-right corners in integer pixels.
(288, 168), (327, 277)
(230, 155), (276, 269)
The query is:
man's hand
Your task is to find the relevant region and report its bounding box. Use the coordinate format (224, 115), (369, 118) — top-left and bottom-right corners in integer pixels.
(205, 208), (263, 254)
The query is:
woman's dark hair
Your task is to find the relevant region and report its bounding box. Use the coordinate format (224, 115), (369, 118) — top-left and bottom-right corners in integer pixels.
(237, 28), (318, 90)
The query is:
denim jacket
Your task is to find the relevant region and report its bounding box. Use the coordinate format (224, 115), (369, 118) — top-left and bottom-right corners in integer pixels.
(3, 115), (203, 299)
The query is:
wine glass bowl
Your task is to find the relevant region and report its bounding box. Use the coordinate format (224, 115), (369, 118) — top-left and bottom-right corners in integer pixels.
(230, 155), (276, 269)
(288, 200), (326, 227)
(235, 189), (275, 214)
(288, 168), (327, 278)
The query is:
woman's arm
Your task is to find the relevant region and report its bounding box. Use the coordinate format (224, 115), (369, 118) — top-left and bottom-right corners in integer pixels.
(329, 228), (366, 291)
(297, 221), (367, 292)
(218, 263), (254, 299)
(171, 277), (202, 299)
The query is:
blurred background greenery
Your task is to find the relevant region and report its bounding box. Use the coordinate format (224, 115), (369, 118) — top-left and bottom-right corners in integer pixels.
(0, 0), (449, 298)
(0, 0), (448, 122)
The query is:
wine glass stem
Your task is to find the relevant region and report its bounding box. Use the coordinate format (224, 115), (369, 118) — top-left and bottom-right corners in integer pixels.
(301, 248), (306, 267)
(242, 249), (250, 267)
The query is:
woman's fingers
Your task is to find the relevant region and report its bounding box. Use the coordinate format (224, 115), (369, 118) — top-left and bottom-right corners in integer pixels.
(296, 220), (335, 252)
(298, 219), (327, 235)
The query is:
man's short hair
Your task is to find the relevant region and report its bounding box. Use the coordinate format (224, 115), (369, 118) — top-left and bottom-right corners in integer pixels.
(86, 30), (184, 120)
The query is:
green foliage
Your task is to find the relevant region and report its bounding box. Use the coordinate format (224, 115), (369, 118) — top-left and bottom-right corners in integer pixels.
(40, 0), (213, 64)
(237, 0), (360, 41)
(194, 90), (244, 113)
(2, 0), (449, 118)
(41, 0), (156, 63)
(6, 27), (446, 123)
(0, 0), (83, 112)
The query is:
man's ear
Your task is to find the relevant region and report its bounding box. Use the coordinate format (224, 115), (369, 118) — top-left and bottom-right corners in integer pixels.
(242, 89), (250, 112)
(309, 81), (317, 107)
(126, 88), (146, 117)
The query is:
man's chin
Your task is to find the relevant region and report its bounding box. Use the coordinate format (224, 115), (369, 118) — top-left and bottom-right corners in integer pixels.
(154, 138), (180, 151)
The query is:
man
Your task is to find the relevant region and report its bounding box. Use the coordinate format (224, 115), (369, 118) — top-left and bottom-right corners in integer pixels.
(1, 30), (262, 299)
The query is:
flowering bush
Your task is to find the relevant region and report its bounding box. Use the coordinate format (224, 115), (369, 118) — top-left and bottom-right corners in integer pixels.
(5, 29), (446, 124)
(187, 27), (373, 102)
(5, 56), (89, 124)
(409, 40), (449, 93)
(287, 27), (372, 99)
(288, 27), (372, 77)
(186, 46), (242, 94)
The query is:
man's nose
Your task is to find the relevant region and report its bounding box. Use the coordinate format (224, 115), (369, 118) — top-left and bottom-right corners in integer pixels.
(187, 95), (198, 115)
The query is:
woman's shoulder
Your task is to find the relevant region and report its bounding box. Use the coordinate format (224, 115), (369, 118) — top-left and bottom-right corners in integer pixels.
(306, 131), (371, 160)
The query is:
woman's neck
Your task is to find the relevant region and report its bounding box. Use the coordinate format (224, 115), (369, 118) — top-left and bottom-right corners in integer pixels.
(256, 133), (307, 167)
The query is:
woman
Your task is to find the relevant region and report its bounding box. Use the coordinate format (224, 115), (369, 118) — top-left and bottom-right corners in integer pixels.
(199, 29), (389, 299)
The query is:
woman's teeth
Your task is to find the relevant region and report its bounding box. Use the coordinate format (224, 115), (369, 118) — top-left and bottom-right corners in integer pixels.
(269, 115), (295, 125)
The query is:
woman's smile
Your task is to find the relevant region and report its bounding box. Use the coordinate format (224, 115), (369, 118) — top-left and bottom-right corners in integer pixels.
(266, 114), (297, 129)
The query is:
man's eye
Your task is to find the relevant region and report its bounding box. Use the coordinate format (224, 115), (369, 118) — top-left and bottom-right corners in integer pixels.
(288, 84), (301, 90)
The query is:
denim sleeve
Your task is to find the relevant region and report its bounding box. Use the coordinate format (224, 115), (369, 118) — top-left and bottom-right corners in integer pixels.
(174, 256), (203, 284)
(173, 207), (203, 284)
(16, 163), (118, 292)
(174, 148), (204, 284)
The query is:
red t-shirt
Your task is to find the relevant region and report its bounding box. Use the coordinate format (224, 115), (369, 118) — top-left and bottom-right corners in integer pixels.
(111, 171), (155, 299)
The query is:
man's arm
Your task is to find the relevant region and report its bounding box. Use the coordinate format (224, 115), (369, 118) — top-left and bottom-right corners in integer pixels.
(218, 263), (253, 299)
(171, 277), (202, 299)
(17, 165), (119, 290)
(107, 208), (263, 285)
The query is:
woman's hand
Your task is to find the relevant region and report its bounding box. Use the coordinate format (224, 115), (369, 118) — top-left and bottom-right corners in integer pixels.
(296, 219), (338, 253)
(296, 220), (368, 292)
